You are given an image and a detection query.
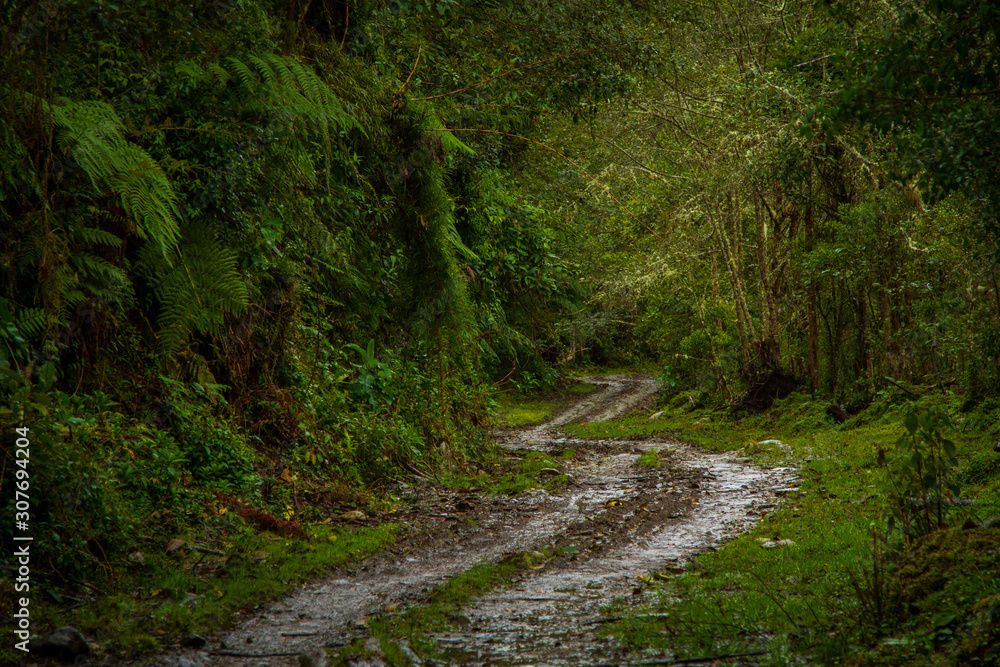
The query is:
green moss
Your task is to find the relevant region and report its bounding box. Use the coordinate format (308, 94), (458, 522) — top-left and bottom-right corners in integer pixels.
(896, 528), (1000, 609)
(636, 449), (665, 468)
(496, 396), (561, 427)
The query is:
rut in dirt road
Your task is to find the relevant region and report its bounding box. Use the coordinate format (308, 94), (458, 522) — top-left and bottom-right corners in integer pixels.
(175, 375), (796, 667)
(434, 376), (797, 666)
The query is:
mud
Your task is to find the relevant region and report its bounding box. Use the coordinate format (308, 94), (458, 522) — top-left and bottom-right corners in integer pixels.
(172, 375), (796, 667)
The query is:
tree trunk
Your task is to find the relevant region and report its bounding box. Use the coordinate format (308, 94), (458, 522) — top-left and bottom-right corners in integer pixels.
(805, 167), (820, 393)
(706, 192), (754, 363)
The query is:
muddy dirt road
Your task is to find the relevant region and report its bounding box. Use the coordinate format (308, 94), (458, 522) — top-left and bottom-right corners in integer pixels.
(184, 375), (796, 667)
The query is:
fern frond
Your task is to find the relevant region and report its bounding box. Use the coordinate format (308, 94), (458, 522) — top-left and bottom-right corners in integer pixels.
(71, 253), (128, 285)
(15, 308), (48, 339)
(249, 55), (279, 88)
(206, 63), (231, 86)
(71, 224), (124, 248)
(442, 222), (479, 262)
(175, 60), (208, 85)
(108, 142), (182, 255)
(221, 54), (362, 135)
(31, 94), (181, 257)
(227, 57), (261, 92)
(411, 102), (475, 156)
(273, 55), (301, 94)
(138, 225), (248, 354)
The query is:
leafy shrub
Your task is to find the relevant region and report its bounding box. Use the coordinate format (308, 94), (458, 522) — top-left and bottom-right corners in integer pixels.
(887, 405), (963, 539)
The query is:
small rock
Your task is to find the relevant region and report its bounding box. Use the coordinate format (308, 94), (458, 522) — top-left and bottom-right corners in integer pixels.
(447, 614), (471, 628)
(347, 659), (386, 667)
(395, 639), (423, 666)
(299, 648), (328, 667)
(181, 634), (206, 649)
(758, 538), (796, 549)
(649, 411), (665, 420)
(342, 510), (367, 521)
(827, 404), (848, 423)
(362, 637), (384, 657)
(39, 626), (90, 660)
(166, 538), (187, 554)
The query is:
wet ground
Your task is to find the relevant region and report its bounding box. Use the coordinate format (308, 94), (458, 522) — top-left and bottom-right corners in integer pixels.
(173, 375), (797, 667)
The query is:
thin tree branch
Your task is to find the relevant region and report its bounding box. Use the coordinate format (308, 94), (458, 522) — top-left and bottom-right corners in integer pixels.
(396, 45), (422, 95)
(338, 3), (349, 52)
(660, 100), (721, 120)
(604, 139), (692, 182)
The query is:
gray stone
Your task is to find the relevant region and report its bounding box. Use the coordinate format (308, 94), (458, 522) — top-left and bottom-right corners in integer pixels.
(395, 639), (423, 666)
(362, 636), (383, 656)
(758, 538), (796, 549)
(40, 626), (90, 660)
(347, 659), (386, 667)
(299, 648), (328, 667)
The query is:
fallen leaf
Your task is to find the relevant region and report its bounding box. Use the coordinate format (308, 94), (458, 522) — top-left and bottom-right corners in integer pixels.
(280, 468), (293, 483)
(166, 538), (186, 554)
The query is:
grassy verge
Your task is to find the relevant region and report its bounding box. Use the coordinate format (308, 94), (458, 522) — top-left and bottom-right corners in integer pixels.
(493, 379), (598, 428)
(0, 522), (399, 663)
(588, 389), (1000, 666)
(439, 449), (574, 496)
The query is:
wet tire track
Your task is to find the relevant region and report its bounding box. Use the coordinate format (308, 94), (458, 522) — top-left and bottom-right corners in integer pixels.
(168, 375), (796, 667)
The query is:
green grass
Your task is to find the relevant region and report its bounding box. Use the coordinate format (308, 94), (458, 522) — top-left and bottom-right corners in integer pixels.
(496, 396), (561, 427)
(494, 379), (599, 428)
(600, 390), (1000, 667)
(440, 450), (570, 496)
(338, 557), (530, 665)
(636, 448), (667, 468)
(6, 523), (400, 663)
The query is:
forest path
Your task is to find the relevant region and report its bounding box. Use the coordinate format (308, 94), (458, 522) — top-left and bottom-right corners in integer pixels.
(174, 376), (796, 667)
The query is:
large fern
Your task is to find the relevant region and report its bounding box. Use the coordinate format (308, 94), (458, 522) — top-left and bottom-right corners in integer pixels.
(138, 224), (248, 354)
(41, 96), (182, 258)
(196, 53), (363, 137)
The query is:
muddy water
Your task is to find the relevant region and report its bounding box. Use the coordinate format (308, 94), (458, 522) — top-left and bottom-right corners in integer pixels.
(194, 375), (796, 667)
